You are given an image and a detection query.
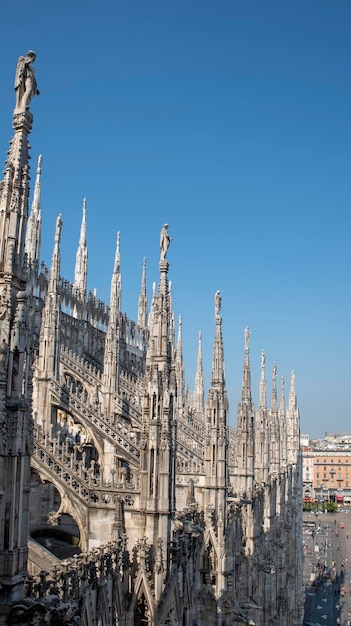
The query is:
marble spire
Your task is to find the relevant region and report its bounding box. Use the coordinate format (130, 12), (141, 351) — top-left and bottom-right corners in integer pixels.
(0, 53), (39, 601)
(279, 374), (287, 467)
(103, 232), (122, 413)
(194, 330), (204, 415)
(259, 349), (267, 411)
(271, 362), (278, 412)
(49, 214), (63, 291)
(235, 326), (255, 500)
(211, 290), (225, 388)
(140, 225), (177, 559)
(286, 370), (300, 465)
(176, 315), (185, 407)
(138, 257), (148, 328)
(241, 326), (252, 404)
(25, 154), (42, 265)
(0, 52), (39, 275)
(204, 290), (229, 528)
(255, 349), (269, 485)
(269, 362), (280, 474)
(110, 231), (121, 313)
(74, 197), (88, 298)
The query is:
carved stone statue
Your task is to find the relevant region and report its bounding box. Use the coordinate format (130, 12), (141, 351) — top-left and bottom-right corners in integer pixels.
(14, 50), (40, 110)
(0, 339), (8, 371)
(244, 326), (250, 351)
(215, 290), (221, 319)
(160, 224), (172, 261)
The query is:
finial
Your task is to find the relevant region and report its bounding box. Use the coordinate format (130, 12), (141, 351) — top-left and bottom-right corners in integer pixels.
(261, 350), (265, 375)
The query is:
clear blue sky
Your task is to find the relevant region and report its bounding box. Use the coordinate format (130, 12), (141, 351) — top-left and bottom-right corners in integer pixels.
(0, 0), (350, 439)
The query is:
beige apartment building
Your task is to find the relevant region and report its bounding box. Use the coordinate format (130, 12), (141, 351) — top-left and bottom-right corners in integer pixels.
(302, 436), (351, 504)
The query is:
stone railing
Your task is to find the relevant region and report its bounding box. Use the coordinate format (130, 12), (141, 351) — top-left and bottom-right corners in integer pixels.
(112, 391), (142, 425)
(60, 346), (102, 386)
(49, 379), (140, 464)
(177, 428), (204, 463)
(33, 429), (138, 509)
(178, 417), (205, 444)
(119, 366), (144, 398)
(61, 347), (143, 426)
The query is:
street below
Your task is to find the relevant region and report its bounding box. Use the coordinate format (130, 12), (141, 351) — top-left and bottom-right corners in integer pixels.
(303, 509), (351, 625)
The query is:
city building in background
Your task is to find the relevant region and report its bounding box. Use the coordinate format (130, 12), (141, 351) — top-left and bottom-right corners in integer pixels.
(302, 433), (351, 505)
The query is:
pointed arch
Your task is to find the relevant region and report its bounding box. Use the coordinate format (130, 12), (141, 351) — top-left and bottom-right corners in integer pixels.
(127, 570), (155, 625)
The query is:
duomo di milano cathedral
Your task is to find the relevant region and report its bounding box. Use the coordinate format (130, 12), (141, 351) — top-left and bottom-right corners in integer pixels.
(0, 52), (303, 625)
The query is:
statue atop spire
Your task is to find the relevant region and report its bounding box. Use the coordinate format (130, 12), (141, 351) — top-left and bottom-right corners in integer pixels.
(261, 349), (265, 373)
(259, 349), (266, 410)
(160, 223), (172, 261)
(14, 51), (40, 111)
(244, 326), (250, 352)
(215, 290), (221, 320)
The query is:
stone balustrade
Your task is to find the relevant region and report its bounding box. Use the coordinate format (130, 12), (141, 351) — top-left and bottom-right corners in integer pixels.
(61, 345), (102, 385)
(49, 378), (141, 463)
(32, 427), (138, 508)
